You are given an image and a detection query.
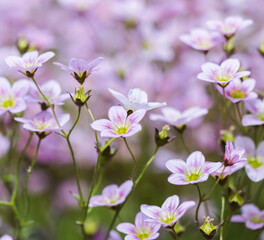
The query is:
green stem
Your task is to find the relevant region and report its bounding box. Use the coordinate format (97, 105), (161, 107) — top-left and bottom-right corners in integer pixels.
(222, 87), (227, 128)
(85, 103), (99, 148)
(195, 184), (202, 222)
(220, 196), (225, 240)
(100, 138), (115, 152)
(67, 107), (81, 137)
(179, 133), (190, 154)
(123, 138), (137, 183)
(236, 103), (242, 121)
(171, 228), (180, 240)
(104, 207), (122, 240)
(25, 138), (41, 219)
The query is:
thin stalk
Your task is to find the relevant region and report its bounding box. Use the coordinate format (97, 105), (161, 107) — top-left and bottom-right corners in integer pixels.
(123, 138), (137, 183)
(179, 133), (190, 154)
(220, 196), (225, 240)
(236, 103), (242, 121)
(222, 87), (227, 128)
(105, 207), (122, 240)
(25, 138), (41, 219)
(195, 184), (202, 222)
(67, 107), (81, 137)
(171, 228), (180, 240)
(100, 138), (115, 152)
(85, 103), (99, 148)
(255, 180), (264, 205)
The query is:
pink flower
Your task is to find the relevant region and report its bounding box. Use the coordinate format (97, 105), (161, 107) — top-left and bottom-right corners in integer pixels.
(235, 136), (264, 182)
(207, 16), (253, 38)
(109, 88), (166, 112)
(149, 106), (208, 129)
(224, 141), (247, 166)
(0, 77), (29, 115)
(116, 212), (160, 240)
(231, 204), (264, 230)
(165, 151), (222, 185)
(53, 57), (104, 84)
(216, 78), (257, 103)
(109, 231), (122, 240)
(91, 106), (146, 138)
(242, 99), (264, 126)
(141, 195), (195, 227)
(211, 163), (245, 180)
(179, 28), (224, 51)
(197, 59), (250, 86)
(5, 50), (55, 77)
(0, 235), (13, 240)
(14, 111), (70, 134)
(25, 80), (69, 107)
(89, 180), (133, 207)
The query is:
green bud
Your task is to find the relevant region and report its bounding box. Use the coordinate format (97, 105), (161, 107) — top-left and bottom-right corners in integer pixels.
(17, 37), (30, 55)
(155, 125), (175, 147)
(84, 218), (99, 235)
(174, 222), (185, 236)
(223, 38), (235, 58)
(159, 125), (170, 139)
(258, 41), (264, 57)
(228, 187), (244, 210)
(199, 216), (218, 240)
(70, 86), (91, 107)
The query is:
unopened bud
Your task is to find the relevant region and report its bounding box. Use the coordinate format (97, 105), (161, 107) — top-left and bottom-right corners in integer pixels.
(70, 86), (91, 107)
(84, 218), (99, 236)
(258, 41), (264, 57)
(155, 125), (175, 147)
(17, 37), (30, 55)
(174, 222), (185, 237)
(228, 187), (244, 211)
(219, 126), (235, 152)
(223, 38), (235, 57)
(199, 216), (218, 240)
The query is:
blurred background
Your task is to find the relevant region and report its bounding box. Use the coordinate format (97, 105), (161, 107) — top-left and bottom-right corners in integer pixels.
(0, 0), (264, 239)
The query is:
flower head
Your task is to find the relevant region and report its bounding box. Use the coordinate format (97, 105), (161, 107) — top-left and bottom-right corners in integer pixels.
(0, 77), (29, 115)
(179, 28), (224, 51)
(197, 59), (250, 86)
(25, 80), (69, 109)
(141, 195), (195, 228)
(207, 16), (253, 38)
(5, 50), (55, 77)
(109, 88), (166, 113)
(216, 78), (257, 103)
(54, 57), (104, 84)
(231, 204), (264, 230)
(235, 136), (264, 182)
(224, 141), (247, 166)
(91, 106), (146, 138)
(242, 99), (264, 126)
(166, 151), (222, 185)
(117, 212), (160, 240)
(211, 163), (244, 180)
(14, 111), (70, 138)
(150, 106), (208, 130)
(89, 180), (133, 208)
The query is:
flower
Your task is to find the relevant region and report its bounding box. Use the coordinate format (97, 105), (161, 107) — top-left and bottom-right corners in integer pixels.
(109, 88), (166, 113)
(216, 78), (257, 103)
(91, 106), (146, 138)
(211, 163), (244, 181)
(0, 77), (29, 115)
(207, 16), (253, 38)
(149, 106), (208, 130)
(242, 99), (264, 126)
(53, 57), (104, 84)
(116, 212), (160, 240)
(179, 28), (224, 51)
(0, 235), (13, 240)
(223, 141), (247, 166)
(109, 231), (122, 240)
(5, 50), (55, 77)
(25, 80), (69, 109)
(140, 195), (195, 228)
(14, 111), (70, 137)
(235, 136), (264, 182)
(197, 59), (250, 86)
(165, 151), (221, 185)
(89, 180), (133, 207)
(231, 204), (264, 230)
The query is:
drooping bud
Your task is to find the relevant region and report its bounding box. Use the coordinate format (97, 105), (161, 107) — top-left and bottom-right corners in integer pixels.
(70, 86), (91, 107)
(228, 187), (244, 211)
(155, 125), (175, 147)
(199, 216), (219, 240)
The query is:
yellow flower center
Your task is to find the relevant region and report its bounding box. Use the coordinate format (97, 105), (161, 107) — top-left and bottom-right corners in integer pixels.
(1, 98), (15, 108)
(248, 157), (263, 169)
(230, 89), (247, 99)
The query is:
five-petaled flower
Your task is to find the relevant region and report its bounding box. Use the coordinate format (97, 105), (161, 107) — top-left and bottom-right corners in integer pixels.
(165, 151), (221, 185)
(179, 28), (224, 52)
(109, 88), (166, 113)
(53, 57), (104, 84)
(0, 77), (29, 115)
(235, 136), (264, 182)
(91, 106), (146, 138)
(25, 80), (69, 109)
(231, 204), (264, 230)
(197, 58), (250, 87)
(224, 141), (247, 167)
(5, 50), (55, 77)
(14, 111), (70, 138)
(150, 106), (208, 130)
(216, 78), (257, 103)
(117, 212), (161, 240)
(89, 180), (133, 208)
(207, 16), (253, 39)
(242, 99), (264, 126)
(141, 195), (195, 228)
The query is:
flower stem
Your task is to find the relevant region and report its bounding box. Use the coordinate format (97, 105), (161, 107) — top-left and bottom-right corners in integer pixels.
(171, 228), (180, 240)
(220, 195), (225, 240)
(179, 133), (190, 154)
(85, 103), (99, 148)
(105, 207), (122, 240)
(67, 107), (81, 137)
(25, 137), (41, 219)
(195, 184), (202, 222)
(235, 103), (242, 121)
(123, 138), (137, 183)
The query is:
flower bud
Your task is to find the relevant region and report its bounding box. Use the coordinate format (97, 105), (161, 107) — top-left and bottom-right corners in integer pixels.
(228, 187), (244, 211)
(174, 222), (185, 237)
(258, 40), (264, 57)
(83, 218), (99, 236)
(155, 125), (175, 147)
(223, 38), (235, 57)
(219, 126), (235, 152)
(70, 86), (91, 107)
(199, 216), (218, 240)
(17, 37), (30, 55)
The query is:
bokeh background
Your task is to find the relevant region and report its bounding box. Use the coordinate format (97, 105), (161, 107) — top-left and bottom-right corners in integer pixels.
(0, 0), (264, 239)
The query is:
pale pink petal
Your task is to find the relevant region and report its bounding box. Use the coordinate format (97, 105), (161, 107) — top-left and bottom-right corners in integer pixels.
(220, 59), (240, 75)
(147, 102), (167, 110)
(234, 136), (255, 155)
(233, 71), (251, 79)
(242, 114), (264, 126)
(245, 165), (264, 182)
(186, 151), (205, 169)
(231, 215), (246, 223)
(9, 99), (27, 113)
(197, 73), (215, 82)
(109, 88), (130, 109)
(88, 57), (104, 71)
(53, 62), (71, 73)
(167, 174), (189, 185)
(121, 124), (142, 137)
(102, 184), (119, 198)
(116, 223), (136, 235)
(22, 51), (38, 63)
(175, 201), (196, 221)
(201, 62), (220, 75)
(140, 205), (163, 220)
(161, 195), (179, 213)
(91, 119), (113, 131)
(242, 204), (260, 216)
(126, 109), (146, 124)
(108, 106), (127, 123)
(37, 51), (55, 64)
(135, 212), (148, 229)
(5, 56), (24, 67)
(11, 79), (29, 97)
(128, 88), (148, 104)
(0, 77), (11, 95)
(256, 141), (264, 158)
(203, 162), (222, 174)
(101, 129), (120, 138)
(89, 196), (105, 207)
(69, 58), (89, 74)
(124, 235), (139, 240)
(165, 159), (188, 174)
(119, 180), (133, 198)
(245, 221), (264, 230)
